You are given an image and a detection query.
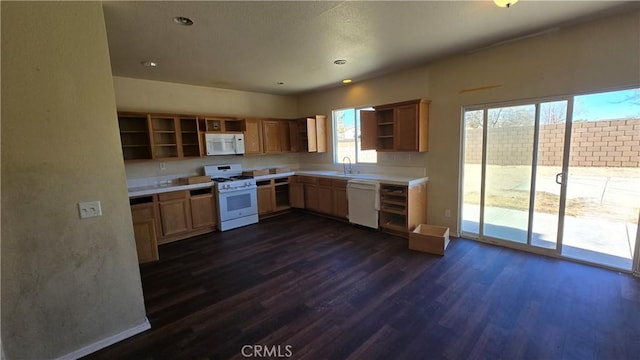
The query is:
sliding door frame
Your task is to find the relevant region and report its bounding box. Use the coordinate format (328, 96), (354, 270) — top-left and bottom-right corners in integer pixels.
(459, 92), (639, 273)
(461, 96), (570, 256)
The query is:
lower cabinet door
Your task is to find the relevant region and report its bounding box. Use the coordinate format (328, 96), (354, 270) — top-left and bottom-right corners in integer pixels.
(304, 184), (319, 211)
(159, 199), (191, 236)
(289, 182), (305, 208)
(257, 185), (274, 215)
(334, 188), (348, 219)
(133, 219), (159, 263)
(190, 194), (216, 229)
(317, 186), (333, 214)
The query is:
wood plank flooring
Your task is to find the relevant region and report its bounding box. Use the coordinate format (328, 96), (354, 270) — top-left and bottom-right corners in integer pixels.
(84, 212), (640, 360)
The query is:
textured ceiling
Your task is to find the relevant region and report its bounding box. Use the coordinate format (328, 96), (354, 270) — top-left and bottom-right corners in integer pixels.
(103, 1), (637, 95)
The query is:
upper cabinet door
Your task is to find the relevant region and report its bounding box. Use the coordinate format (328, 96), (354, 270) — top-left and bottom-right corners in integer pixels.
(306, 117), (318, 152)
(315, 115), (327, 153)
(360, 110), (377, 150)
(394, 103), (419, 151)
(262, 120), (282, 154)
(244, 118), (263, 155)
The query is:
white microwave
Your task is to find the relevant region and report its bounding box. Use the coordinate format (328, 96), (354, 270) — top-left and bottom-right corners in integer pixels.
(205, 133), (245, 156)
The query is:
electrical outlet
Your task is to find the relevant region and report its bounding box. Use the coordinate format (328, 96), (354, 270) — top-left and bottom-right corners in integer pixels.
(159, 162), (166, 171)
(444, 209), (451, 218)
(78, 201), (102, 219)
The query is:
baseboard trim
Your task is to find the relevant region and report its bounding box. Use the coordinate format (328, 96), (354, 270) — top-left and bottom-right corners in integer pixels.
(56, 318), (150, 360)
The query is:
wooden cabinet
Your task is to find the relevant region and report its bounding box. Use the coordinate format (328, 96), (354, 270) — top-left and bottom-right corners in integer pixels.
(179, 117), (202, 158)
(200, 117), (244, 132)
(361, 99), (430, 152)
(118, 113), (152, 161)
(130, 196), (159, 263)
(290, 115), (327, 153)
(293, 176), (348, 219)
(317, 178), (334, 215)
(118, 112), (205, 161)
(297, 176), (319, 211)
(190, 188), (216, 229)
(244, 118), (263, 155)
(150, 116), (180, 159)
(257, 180), (275, 215)
(262, 120), (282, 154)
(332, 179), (349, 219)
(278, 120), (291, 153)
(118, 111), (328, 159)
(289, 177), (305, 208)
(257, 177), (292, 217)
(156, 188), (217, 244)
(158, 191), (191, 237)
(379, 182), (427, 238)
(245, 118), (292, 155)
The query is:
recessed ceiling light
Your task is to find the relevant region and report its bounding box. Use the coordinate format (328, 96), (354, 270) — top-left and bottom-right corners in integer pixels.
(140, 61), (157, 67)
(342, 79), (352, 84)
(334, 59), (347, 65)
(173, 16), (194, 26)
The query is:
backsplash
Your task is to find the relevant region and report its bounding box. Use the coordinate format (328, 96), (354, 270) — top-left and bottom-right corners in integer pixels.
(124, 154), (300, 183)
(124, 151), (427, 187)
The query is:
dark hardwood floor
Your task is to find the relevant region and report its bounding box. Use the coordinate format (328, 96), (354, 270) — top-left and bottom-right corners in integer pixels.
(84, 212), (640, 360)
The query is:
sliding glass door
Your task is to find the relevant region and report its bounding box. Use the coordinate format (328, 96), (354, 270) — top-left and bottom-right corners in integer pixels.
(461, 88), (640, 271)
(560, 90), (640, 269)
(483, 105), (536, 244)
(462, 101), (568, 253)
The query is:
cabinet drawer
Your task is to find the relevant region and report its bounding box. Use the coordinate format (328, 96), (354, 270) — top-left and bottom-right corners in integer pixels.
(158, 190), (188, 201)
(317, 178), (333, 187)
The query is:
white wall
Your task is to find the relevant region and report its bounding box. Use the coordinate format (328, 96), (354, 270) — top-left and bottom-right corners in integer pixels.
(297, 10), (640, 234)
(1, 2), (147, 358)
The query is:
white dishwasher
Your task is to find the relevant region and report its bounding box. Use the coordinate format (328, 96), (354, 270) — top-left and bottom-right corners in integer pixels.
(347, 179), (380, 229)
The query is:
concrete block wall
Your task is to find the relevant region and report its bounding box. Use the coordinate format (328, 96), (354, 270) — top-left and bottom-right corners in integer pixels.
(464, 118), (640, 167)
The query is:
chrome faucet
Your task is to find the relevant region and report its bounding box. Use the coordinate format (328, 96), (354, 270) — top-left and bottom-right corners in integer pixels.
(342, 156), (353, 175)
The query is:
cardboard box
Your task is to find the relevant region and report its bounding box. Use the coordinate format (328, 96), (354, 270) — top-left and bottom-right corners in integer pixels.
(409, 224), (450, 255)
(187, 176), (212, 184)
(269, 167), (291, 174)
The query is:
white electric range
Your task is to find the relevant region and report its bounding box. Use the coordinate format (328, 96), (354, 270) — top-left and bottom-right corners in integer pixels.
(204, 164), (258, 231)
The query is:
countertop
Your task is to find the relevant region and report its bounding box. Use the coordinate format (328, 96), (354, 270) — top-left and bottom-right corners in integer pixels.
(128, 171), (427, 197)
(294, 170), (428, 186)
(128, 181), (215, 198)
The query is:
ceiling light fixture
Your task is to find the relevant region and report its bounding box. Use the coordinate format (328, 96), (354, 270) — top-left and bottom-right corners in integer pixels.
(276, 81), (285, 85)
(140, 61), (157, 67)
(173, 16), (194, 26)
(494, 0), (518, 7)
(333, 59), (347, 65)
(342, 79), (352, 84)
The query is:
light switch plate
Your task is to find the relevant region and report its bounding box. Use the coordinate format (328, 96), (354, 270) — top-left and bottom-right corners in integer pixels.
(78, 201), (102, 219)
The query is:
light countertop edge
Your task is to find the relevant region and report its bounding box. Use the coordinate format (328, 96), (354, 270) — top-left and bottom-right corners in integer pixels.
(128, 181), (215, 198)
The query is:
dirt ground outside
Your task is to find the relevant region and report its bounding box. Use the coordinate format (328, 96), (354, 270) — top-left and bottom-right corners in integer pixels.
(462, 164), (640, 223)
